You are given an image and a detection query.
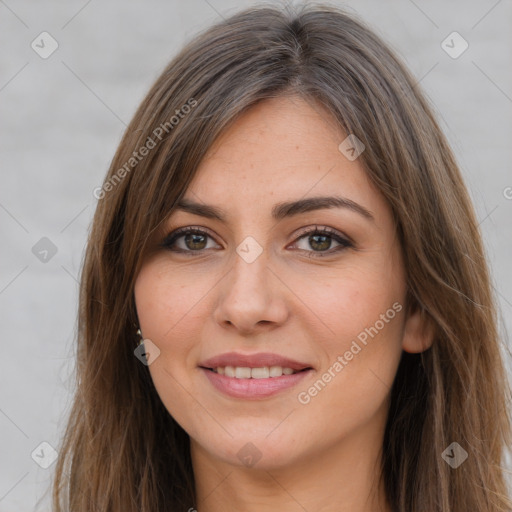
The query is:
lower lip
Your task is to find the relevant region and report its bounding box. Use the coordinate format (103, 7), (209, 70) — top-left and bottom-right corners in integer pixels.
(201, 368), (313, 399)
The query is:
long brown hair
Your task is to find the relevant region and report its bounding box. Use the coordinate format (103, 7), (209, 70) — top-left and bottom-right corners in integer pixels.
(51, 2), (512, 511)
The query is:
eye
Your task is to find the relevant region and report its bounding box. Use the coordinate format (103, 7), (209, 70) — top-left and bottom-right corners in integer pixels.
(160, 226), (220, 254)
(290, 225), (353, 257)
(160, 225), (353, 257)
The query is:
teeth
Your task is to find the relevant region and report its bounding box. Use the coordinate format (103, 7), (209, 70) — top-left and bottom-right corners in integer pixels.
(251, 367), (269, 379)
(214, 366), (300, 378)
(235, 367), (251, 379)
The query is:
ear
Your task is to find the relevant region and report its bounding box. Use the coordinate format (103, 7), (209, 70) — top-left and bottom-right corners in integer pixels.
(402, 302), (435, 354)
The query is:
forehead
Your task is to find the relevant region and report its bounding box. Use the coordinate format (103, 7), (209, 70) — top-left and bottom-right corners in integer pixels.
(193, 98), (360, 188)
(179, 96), (388, 226)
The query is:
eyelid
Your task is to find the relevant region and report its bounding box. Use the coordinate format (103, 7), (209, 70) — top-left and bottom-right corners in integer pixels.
(161, 224), (354, 255)
(291, 225), (354, 246)
(160, 225), (220, 248)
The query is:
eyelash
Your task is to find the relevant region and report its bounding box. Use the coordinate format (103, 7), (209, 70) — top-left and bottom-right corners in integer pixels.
(160, 225), (354, 258)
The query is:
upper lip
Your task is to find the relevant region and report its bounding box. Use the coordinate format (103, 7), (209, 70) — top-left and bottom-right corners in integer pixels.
(199, 352), (313, 371)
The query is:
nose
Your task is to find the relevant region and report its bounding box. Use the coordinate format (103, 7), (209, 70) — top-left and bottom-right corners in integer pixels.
(213, 247), (289, 335)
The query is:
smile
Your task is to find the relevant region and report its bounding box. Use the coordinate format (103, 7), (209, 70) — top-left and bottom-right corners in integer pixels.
(209, 366), (304, 378)
(198, 352), (314, 399)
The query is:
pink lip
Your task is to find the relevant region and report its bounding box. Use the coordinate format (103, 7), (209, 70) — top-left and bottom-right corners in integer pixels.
(199, 352), (312, 371)
(199, 352), (314, 399)
(201, 367), (313, 399)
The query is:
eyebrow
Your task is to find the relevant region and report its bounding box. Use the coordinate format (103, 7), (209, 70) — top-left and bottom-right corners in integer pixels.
(174, 196), (375, 223)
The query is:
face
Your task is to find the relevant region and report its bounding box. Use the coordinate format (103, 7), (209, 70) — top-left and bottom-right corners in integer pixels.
(134, 95), (430, 471)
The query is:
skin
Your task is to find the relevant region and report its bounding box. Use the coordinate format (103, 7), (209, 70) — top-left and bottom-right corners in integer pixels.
(134, 95), (433, 512)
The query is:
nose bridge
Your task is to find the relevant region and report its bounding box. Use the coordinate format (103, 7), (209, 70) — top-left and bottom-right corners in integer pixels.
(229, 237), (270, 296)
(214, 236), (287, 332)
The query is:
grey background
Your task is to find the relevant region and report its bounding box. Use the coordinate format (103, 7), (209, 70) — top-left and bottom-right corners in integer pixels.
(1, 0), (511, 510)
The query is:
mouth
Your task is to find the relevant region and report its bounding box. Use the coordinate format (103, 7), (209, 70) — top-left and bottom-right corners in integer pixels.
(202, 365), (311, 378)
(198, 352), (314, 399)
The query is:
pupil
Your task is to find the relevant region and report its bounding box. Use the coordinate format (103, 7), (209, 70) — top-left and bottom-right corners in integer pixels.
(186, 233), (206, 250)
(310, 234), (330, 251)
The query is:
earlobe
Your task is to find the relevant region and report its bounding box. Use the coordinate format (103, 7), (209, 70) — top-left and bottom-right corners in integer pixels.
(402, 305), (435, 354)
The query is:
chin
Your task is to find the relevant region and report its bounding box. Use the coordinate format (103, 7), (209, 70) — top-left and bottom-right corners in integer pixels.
(194, 429), (308, 471)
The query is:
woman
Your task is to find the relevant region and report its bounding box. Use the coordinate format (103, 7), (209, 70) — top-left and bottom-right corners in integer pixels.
(51, 3), (512, 511)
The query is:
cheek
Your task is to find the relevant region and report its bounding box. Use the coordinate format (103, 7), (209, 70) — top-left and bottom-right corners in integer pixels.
(292, 259), (403, 343)
(134, 260), (215, 349)
(292, 284), (404, 442)
(134, 261), (210, 431)
(291, 261), (404, 400)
